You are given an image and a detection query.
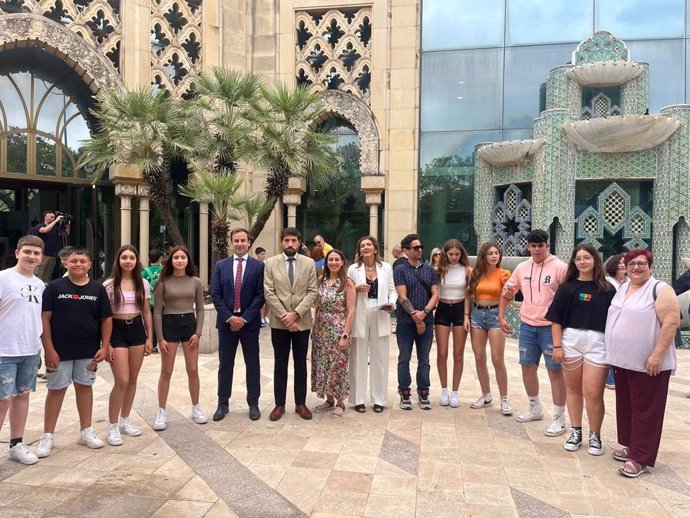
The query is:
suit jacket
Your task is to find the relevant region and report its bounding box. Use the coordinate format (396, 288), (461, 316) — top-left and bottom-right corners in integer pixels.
(211, 255), (265, 331)
(264, 253), (318, 331)
(348, 261), (398, 339)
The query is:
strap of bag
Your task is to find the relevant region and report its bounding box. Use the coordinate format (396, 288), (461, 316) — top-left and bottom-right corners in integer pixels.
(412, 268), (432, 299)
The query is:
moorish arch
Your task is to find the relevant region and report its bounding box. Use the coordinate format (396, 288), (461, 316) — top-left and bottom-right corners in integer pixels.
(0, 13), (123, 94)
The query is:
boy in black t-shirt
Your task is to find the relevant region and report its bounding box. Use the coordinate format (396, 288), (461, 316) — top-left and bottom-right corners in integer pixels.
(36, 248), (113, 458)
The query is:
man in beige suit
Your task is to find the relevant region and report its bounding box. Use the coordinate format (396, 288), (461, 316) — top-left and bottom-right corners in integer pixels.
(264, 227), (318, 421)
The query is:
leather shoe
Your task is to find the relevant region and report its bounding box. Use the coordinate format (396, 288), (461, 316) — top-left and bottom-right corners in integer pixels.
(212, 404), (229, 422)
(249, 404), (261, 421)
(295, 404), (313, 420)
(269, 405), (285, 421)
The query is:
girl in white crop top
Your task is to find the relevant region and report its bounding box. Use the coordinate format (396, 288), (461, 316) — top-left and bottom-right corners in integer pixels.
(433, 239), (472, 408)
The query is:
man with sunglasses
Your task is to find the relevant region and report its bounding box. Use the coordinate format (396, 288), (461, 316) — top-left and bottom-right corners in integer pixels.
(393, 234), (439, 410)
(312, 235), (333, 256)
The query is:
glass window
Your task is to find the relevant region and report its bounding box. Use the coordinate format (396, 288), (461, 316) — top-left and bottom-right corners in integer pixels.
(595, 0), (684, 40)
(422, 0), (504, 51)
(421, 49), (503, 132)
(507, 0), (593, 46)
(626, 39), (684, 113)
(504, 44), (573, 129)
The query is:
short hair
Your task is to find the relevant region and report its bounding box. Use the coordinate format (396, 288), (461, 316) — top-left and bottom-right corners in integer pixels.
(17, 235), (44, 252)
(623, 248), (653, 267)
(230, 227), (250, 240)
(41, 210), (55, 220)
(149, 249), (162, 263)
(281, 227), (301, 241)
(255, 247), (266, 255)
(57, 246), (74, 259)
(65, 247), (91, 260)
(401, 233), (420, 249)
(526, 229), (549, 244)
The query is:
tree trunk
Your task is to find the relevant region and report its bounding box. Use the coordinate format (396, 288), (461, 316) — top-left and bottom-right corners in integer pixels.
(211, 219), (230, 274)
(143, 170), (186, 247)
(248, 198), (278, 242)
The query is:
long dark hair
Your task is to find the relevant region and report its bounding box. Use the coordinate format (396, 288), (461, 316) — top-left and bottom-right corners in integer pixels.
(436, 239), (470, 283)
(566, 243), (610, 292)
(318, 249), (349, 293)
(160, 246), (197, 284)
(467, 242), (502, 299)
(108, 244), (146, 312)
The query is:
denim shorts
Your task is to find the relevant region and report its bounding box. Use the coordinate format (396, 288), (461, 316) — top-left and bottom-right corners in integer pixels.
(46, 358), (96, 390)
(111, 317), (148, 348)
(470, 304), (501, 330)
(518, 322), (561, 370)
(162, 313), (197, 342)
(434, 300), (464, 327)
(0, 354), (40, 399)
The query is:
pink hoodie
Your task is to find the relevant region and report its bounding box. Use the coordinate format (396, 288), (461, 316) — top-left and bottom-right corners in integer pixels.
(505, 254), (568, 326)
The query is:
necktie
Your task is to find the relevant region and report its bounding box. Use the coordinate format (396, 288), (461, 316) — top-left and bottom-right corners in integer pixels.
(234, 257), (243, 312)
(288, 257), (295, 286)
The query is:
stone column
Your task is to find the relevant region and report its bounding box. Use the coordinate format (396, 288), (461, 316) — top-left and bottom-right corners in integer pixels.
(115, 183), (137, 245)
(282, 177), (306, 228)
(361, 176), (385, 240)
(137, 185), (150, 266)
(199, 202), (209, 286)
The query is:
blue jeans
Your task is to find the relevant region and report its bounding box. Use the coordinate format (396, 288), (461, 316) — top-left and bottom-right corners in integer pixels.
(396, 321), (433, 394)
(518, 322), (561, 371)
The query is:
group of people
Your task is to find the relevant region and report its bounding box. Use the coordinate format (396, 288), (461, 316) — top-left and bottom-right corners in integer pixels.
(0, 226), (681, 480)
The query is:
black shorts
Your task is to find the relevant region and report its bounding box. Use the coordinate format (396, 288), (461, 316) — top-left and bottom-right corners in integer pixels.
(434, 300), (465, 327)
(162, 313), (197, 342)
(111, 317), (147, 348)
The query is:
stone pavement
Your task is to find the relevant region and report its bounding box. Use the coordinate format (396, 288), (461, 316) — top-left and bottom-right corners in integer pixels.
(1, 329), (690, 517)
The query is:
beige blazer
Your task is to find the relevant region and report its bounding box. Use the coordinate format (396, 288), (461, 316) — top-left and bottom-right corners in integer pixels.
(264, 253), (318, 330)
(348, 261), (397, 339)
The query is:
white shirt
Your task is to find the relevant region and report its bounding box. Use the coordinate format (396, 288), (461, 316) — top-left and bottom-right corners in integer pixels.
(232, 254), (248, 282)
(0, 268), (45, 356)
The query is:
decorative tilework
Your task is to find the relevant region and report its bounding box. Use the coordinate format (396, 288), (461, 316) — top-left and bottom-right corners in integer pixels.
(576, 150), (656, 179)
(621, 66), (649, 116)
(573, 32), (629, 65)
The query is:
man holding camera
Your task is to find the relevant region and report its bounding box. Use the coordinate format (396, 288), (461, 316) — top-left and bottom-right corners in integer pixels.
(31, 211), (65, 283)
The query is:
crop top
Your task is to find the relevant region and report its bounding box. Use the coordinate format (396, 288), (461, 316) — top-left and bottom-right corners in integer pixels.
(473, 268), (511, 300)
(153, 275), (205, 338)
(103, 278), (150, 314)
(439, 264), (467, 300)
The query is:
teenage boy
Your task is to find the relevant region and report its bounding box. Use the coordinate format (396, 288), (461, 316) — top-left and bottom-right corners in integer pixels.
(0, 235), (45, 464)
(142, 249), (163, 352)
(36, 247), (113, 457)
(498, 229), (568, 436)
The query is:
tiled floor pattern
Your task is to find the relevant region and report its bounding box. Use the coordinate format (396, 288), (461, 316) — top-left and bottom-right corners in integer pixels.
(1, 328), (690, 517)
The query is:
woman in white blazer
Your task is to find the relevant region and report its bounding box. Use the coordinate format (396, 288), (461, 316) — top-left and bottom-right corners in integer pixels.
(347, 235), (398, 412)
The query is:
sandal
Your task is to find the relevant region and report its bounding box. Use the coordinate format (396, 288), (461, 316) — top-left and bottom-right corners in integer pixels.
(619, 460), (647, 478)
(373, 404), (384, 413)
(354, 404), (366, 413)
(331, 404), (345, 418)
(612, 447), (629, 462)
(315, 400), (335, 413)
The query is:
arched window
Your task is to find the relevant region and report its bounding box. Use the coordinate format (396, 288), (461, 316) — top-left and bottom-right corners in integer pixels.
(0, 48), (94, 179)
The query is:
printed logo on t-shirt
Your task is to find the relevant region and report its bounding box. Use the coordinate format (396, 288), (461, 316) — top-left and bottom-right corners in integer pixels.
(20, 284), (41, 304)
(578, 293), (592, 302)
(57, 293), (98, 301)
(543, 275), (552, 285)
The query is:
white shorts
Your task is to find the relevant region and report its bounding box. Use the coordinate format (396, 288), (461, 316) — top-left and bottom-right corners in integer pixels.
(562, 328), (607, 366)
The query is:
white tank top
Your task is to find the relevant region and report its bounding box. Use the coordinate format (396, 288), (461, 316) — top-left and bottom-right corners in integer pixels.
(440, 264), (466, 300)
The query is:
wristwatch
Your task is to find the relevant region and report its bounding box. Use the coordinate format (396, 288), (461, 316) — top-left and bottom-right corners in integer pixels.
(423, 308), (431, 314)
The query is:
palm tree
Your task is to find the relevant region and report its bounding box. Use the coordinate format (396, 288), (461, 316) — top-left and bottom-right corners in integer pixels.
(80, 88), (201, 246)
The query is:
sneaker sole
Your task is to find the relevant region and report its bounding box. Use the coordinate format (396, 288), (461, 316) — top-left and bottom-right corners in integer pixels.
(564, 442), (582, 452)
(153, 423), (167, 431)
(515, 414), (544, 422)
(78, 439), (105, 449)
(470, 401), (493, 409)
(119, 430), (142, 437)
(192, 417), (208, 424)
(439, 400), (450, 406)
(449, 401), (460, 408)
(588, 447), (604, 456)
(544, 428), (566, 437)
(36, 450), (52, 458)
(9, 456), (39, 465)
(501, 408), (513, 416)
(105, 438), (123, 446)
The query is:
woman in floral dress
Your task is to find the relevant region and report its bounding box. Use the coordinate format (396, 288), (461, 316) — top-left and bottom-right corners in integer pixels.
(311, 249), (356, 417)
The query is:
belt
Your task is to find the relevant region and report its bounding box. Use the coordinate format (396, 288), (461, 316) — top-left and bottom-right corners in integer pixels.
(473, 303), (499, 310)
(233, 311), (242, 316)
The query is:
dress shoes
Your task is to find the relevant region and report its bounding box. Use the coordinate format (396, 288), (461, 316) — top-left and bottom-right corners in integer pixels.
(212, 404), (229, 422)
(269, 405), (286, 421)
(249, 404), (261, 421)
(295, 404), (313, 420)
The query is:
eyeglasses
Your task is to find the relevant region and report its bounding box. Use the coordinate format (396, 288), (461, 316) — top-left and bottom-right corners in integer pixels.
(409, 245), (424, 251)
(617, 264), (627, 269)
(626, 261), (649, 268)
(314, 241), (322, 245)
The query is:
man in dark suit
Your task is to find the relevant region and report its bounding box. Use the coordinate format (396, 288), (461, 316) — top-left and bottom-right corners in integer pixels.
(211, 228), (265, 421)
(264, 227), (318, 421)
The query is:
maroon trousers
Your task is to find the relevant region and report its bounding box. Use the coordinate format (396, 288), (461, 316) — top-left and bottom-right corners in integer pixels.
(613, 367), (671, 467)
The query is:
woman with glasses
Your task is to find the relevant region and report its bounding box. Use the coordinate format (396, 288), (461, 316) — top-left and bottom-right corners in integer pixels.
(604, 248), (680, 477)
(547, 244), (615, 456)
(429, 248), (442, 269)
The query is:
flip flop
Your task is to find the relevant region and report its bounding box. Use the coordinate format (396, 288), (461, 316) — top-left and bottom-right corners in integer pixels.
(331, 404), (345, 418)
(612, 447), (629, 462)
(354, 404), (366, 413)
(373, 404), (384, 413)
(619, 460), (647, 478)
(315, 400), (335, 413)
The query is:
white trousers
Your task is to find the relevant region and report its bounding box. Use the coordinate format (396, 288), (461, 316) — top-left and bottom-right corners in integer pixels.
(348, 301), (390, 406)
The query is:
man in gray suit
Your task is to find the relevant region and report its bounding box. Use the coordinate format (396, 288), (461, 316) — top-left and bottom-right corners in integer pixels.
(264, 227), (318, 421)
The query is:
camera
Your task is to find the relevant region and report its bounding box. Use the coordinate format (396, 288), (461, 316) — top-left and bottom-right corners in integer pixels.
(54, 211), (73, 232)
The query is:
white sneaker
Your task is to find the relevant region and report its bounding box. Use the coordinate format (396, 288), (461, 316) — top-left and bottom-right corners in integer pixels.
(544, 414), (566, 437)
(118, 417), (142, 437)
(516, 404), (544, 422)
(153, 408), (167, 431)
(106, 423), (123, 446)
(439, 388), (450, 406)
(449, 391), (460, 408)
(8, 443), (38, 465)
(470, 393), (493, 409)
(500, 397), (513, 416)
(36, 433), (54, 458)
(191, 404), (208, 424)
(78, 427), (105, 449)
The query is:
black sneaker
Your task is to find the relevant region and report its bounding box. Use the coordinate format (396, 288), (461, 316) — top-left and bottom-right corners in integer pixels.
(563, 427), (582, 451)
(418, 389), (431, 410)
(588, 431), (604, 456)
(399, 389), (412, 410)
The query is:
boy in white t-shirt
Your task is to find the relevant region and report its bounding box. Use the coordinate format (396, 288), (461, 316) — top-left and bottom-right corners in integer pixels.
(0, 235), (46, 464)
